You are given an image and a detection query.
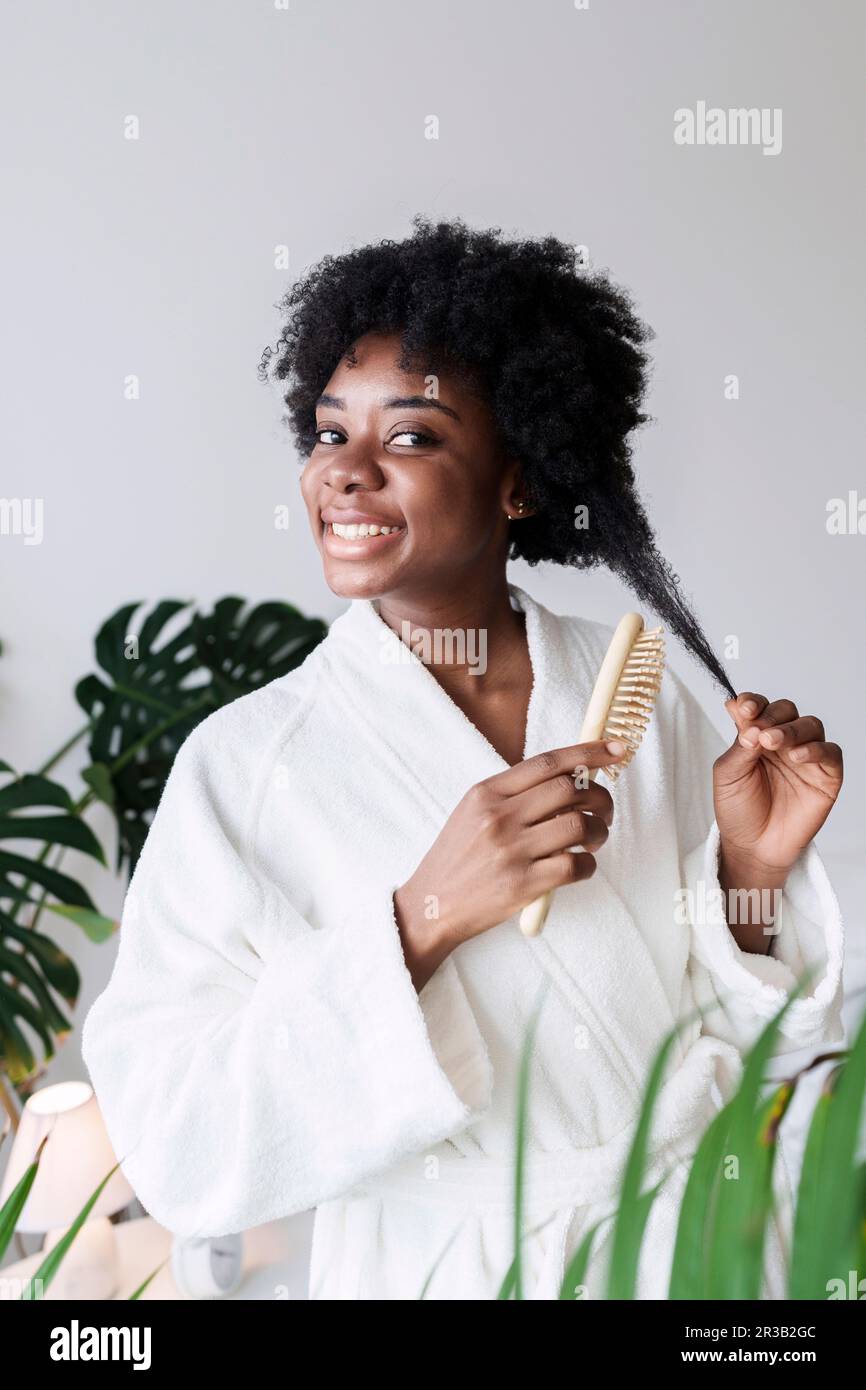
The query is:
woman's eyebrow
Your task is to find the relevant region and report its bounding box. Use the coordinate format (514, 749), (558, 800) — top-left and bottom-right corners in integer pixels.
(315, 392), (461, 421)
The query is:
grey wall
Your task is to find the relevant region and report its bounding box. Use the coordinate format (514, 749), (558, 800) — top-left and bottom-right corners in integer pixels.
(2, 0), (863, 1084)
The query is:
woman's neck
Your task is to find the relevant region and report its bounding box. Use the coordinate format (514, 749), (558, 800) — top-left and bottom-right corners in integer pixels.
(376, 578), (533, 764)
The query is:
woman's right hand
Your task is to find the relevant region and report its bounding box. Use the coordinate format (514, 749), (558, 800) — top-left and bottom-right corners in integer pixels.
(394, 739), (625, 989)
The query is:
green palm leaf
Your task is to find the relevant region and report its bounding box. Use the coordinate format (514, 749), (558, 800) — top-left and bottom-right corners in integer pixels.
(129, 1260), (169, 1300)
(704, 977), (809, 1299)
(668, 1100), (734, 1299)
(0, 1134), (49, 1259)
(0, 914), (80, 997)
(193, 597), (327, 702)
(23, 1160), (121, 1298)
(0, 770), (105, 914)
(789, 1007), (866, 1298)
(605, 1020), (684, 1299)
(558, 1217), (605, 1299)
(0, 769), (103, 1084)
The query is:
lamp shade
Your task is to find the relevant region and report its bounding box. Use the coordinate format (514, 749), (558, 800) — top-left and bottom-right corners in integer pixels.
(0, 1081), (135, 1233)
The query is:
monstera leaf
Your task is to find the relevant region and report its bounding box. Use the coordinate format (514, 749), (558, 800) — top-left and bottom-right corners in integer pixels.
(192, 597), (327, 702)
(76, 596), (327, 874)
(0, 764), (109, 1085)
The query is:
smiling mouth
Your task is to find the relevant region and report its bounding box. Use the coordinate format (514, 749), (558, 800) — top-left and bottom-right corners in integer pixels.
(323, 520), (406, 548)
(328, 520), (405, 539)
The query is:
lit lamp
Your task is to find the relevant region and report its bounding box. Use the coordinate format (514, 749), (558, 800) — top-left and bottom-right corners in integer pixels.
(0, 1080), (135, 1298)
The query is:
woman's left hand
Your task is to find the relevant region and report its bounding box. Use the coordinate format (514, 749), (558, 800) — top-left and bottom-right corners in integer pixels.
(713, 692), (843, 882)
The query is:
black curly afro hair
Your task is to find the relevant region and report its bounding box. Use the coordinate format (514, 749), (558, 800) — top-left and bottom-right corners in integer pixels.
(258, 216), (734, 697)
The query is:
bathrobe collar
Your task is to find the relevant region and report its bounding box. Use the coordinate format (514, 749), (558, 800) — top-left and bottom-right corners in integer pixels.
(323, 581), (583, 798)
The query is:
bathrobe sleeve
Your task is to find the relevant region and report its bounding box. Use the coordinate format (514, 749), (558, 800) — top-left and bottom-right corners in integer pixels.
(81, 713), (494, 1239)
(668, 669), (845, 1057)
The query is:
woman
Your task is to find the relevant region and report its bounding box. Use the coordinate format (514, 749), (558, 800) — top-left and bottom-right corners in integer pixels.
(82, 218), (845, 1300)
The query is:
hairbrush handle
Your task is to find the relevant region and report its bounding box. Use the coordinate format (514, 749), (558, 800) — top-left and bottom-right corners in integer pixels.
(518, 614), (646, 938)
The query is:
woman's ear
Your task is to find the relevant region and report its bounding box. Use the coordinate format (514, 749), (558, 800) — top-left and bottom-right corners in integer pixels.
(501, 464), (537, 521)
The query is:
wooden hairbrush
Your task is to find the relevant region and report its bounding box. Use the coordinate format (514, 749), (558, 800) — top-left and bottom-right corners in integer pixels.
(518, 613), (665, 938)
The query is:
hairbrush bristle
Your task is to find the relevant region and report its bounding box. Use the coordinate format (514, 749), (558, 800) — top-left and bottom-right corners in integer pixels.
(601, 626), (665, 780)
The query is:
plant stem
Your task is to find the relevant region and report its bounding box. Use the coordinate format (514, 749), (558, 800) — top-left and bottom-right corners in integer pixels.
(24, 847), (67, 938)
(109, 683), (185, 717)
(36, 723), (92, 778)
(0, 1071), (20, 1134)
(101, 694), (213, 781)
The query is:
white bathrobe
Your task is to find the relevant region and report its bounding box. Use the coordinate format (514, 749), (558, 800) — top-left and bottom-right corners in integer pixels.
(81, 583), (845, 1300)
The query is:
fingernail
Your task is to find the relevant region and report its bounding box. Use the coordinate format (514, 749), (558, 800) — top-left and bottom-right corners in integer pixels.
(762, 728), (783, 747)
(741, 699), (758, 716)
(739, 730), (759, 748)
(790, 747), (807, 762)
(606, 739), (626, 755)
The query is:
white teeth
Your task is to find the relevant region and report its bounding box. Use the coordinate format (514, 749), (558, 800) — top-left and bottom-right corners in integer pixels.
(330, 521), (403, 539)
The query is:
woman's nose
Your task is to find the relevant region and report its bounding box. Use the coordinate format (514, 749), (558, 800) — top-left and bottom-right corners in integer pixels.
(320, 445), (385, 493)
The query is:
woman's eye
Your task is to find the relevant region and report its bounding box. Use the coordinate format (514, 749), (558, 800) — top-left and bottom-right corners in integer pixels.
(313, 426), (437, 447)
(389, 430), (436, 447)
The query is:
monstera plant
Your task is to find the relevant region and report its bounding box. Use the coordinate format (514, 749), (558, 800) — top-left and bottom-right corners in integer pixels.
(0, 596), (327, 1100)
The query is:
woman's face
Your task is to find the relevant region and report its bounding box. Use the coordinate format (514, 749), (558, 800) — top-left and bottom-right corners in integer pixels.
(300, 331), (522, 604)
